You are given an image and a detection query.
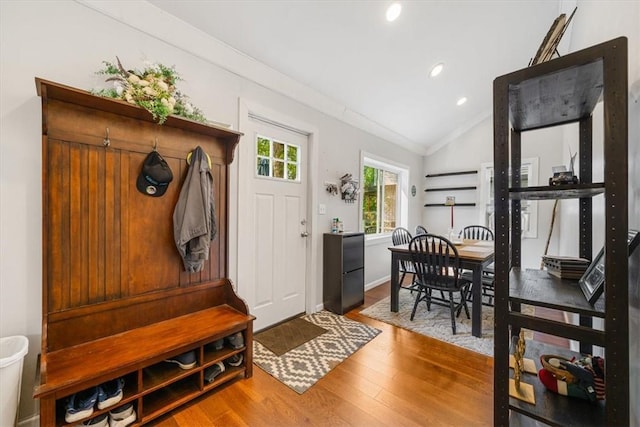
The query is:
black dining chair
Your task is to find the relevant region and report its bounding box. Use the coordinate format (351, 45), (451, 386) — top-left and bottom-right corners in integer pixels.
(459, 225), (495, 306)
(408, 234), (471, 334)
(415, 225), (428, 236)
(391, 227), (417, 291)
(459, 225), (494, 241)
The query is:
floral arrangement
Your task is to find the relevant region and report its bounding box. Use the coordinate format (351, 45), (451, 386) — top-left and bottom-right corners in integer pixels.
(93, 57), (207, 124)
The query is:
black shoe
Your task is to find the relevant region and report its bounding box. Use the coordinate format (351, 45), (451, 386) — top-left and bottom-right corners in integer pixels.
(164, 350), (197, 370)
(225, 332), (244, 349)
(204, 362), (225, 383)
(225, 353), (244, 367)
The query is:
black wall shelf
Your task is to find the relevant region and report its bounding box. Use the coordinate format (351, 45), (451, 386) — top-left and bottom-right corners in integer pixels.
(424, 203), (476, 207)
(425, 186), (477, 192)
(425, 170), (477, 178)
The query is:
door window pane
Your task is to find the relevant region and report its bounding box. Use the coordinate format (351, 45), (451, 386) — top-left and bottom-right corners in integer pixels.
(273, 142), (285, 160)
(287, 164), (297, 180)
(257, 158), (270, 176)
(273, 160), (284, 178)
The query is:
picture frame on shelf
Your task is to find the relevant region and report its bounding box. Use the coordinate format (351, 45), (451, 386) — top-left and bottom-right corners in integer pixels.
(579, 230), (640, 305)
(578, 248), (604, 305)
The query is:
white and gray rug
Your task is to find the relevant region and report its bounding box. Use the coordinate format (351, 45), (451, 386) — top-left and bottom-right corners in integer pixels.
(360, 291), (495, 356)
(253, 311), (381, 394)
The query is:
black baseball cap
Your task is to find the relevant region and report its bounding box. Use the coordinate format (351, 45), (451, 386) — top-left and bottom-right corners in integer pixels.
(136, 151), (173, 197)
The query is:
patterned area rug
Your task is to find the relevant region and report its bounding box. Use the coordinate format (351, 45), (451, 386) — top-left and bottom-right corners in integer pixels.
(360, 291), (495, 356)
(253, 311), (381, 394)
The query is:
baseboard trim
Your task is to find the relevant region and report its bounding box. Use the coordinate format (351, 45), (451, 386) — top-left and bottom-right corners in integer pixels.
(365, 276), (390, 291)
(18, 414), (39, 427)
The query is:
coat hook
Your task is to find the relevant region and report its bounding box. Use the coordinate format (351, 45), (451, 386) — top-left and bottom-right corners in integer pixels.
(153, 138), (158, 151)
(103, 128), (110, 147)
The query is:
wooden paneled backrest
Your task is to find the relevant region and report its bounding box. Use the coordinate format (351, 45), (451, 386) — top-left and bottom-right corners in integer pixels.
(37, 78), (244, 352)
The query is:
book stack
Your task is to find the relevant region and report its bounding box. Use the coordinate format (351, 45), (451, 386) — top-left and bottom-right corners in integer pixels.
(542, 255), (590, 279)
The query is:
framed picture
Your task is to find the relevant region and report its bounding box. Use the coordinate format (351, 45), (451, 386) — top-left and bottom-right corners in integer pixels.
(579, 230), (640, 305)
(579, 248), (605, 305)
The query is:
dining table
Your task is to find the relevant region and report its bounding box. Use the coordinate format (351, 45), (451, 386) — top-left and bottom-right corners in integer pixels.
(388, 239), (495, 338)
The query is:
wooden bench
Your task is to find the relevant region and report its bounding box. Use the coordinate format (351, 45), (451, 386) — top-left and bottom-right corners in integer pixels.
(35, 295), (254, 425)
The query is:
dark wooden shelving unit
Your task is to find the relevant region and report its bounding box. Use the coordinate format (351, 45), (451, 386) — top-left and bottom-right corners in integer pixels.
(493, 37), (629, 426)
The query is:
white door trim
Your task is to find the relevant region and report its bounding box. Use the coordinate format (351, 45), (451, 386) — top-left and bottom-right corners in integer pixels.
(234, 97), (320, 319)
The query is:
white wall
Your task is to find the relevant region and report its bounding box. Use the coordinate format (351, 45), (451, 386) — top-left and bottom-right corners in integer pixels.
(423, 117), (564, 268)
(0, 1), (424, 422)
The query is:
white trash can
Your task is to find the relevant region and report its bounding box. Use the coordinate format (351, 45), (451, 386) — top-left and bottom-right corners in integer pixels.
(0, 336), (29, 427)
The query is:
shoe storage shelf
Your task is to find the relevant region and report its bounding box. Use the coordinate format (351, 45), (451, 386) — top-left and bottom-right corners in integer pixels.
(492, 37), (629, 425)
(33, 79), (254, 426)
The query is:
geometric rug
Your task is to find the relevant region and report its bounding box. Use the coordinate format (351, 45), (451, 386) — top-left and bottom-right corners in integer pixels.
(253, 310), (381, 393)
(360, 292), (496, 356)
(255, 317), (328, 356)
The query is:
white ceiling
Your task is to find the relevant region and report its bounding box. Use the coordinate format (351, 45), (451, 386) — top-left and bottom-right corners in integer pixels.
(147, 0), (563, 154)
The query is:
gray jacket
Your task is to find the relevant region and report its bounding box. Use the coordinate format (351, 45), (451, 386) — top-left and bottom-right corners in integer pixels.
(173, 146), (217, 273)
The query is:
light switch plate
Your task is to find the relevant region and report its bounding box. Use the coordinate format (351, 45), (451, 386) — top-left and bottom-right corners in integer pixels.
(318, 203), (326, 215)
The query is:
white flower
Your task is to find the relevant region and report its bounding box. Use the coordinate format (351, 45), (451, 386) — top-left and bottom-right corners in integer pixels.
(138, 79), (149, 87)
(168, 97), (176, 106)
(114, 83), (124, 96)
(157, 80), (169, 91)
(143, 86), (157, 96)
(184, 103), (194, 115)
(128, 74), (141, 84)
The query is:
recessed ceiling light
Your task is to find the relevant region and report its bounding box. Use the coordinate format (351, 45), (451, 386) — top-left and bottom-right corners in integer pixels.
(386, 2), (402, 22)
(430, 63), (444, 78)
(457, 97), (467, 106)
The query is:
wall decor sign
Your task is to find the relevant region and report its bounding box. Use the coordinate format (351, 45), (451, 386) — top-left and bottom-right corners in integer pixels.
(579, 230), (640, 305)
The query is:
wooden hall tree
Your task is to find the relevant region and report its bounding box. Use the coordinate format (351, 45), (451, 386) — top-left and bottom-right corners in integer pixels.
(33, 78), (254, 426)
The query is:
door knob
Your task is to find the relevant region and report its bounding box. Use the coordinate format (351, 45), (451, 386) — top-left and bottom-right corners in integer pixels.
(301, 231), (309, 237)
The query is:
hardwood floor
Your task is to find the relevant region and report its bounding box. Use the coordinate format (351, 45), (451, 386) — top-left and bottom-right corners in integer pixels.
(149, 282), (495, 426)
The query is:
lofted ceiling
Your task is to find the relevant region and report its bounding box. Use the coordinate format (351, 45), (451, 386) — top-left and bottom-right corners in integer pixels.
(146, 0), (564, 154)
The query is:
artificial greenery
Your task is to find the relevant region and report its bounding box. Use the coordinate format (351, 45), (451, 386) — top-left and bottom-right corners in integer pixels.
(93, 57), (207, 124)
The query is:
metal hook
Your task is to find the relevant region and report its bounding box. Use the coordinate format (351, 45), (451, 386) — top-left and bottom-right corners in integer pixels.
(103, 128), (110, 147)
(153, 137), (158, 151)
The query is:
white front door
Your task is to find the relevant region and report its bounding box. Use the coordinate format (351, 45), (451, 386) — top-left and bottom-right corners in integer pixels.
(237, 115), (308, 331)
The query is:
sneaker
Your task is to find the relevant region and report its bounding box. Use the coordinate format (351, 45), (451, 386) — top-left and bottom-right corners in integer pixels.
(225, 332), (244, 349)
(211, 338), (224, 350)
(164, 350), (197, 370)
(109, 403), (136, 427)
(79, 413), (108, 426)
(225, 353), (244, 367)
(96, 378), (124, 410)
(65, 387), (99, 423)
(204, 362), (225, 383)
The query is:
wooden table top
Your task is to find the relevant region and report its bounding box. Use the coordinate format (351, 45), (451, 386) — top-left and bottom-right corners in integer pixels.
(389, 239), (494, 262)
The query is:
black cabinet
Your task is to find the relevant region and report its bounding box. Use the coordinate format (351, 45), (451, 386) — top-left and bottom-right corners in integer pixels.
(493, 37), (629, 425)
(323, 232), (365, 314)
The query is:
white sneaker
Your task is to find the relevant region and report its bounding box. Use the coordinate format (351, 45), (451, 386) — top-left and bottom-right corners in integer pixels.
(109, 403), (136, 427)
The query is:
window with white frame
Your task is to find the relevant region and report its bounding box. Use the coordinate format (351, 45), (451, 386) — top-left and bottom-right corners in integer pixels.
(479, 158), (539, 238)
(360, 153), (409, 236)
(256, 135), (300, 181)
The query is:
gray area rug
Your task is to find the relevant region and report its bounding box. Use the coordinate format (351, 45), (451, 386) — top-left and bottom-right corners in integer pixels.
(253, 311), (381, 393)
(360, 291), (495, 356)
